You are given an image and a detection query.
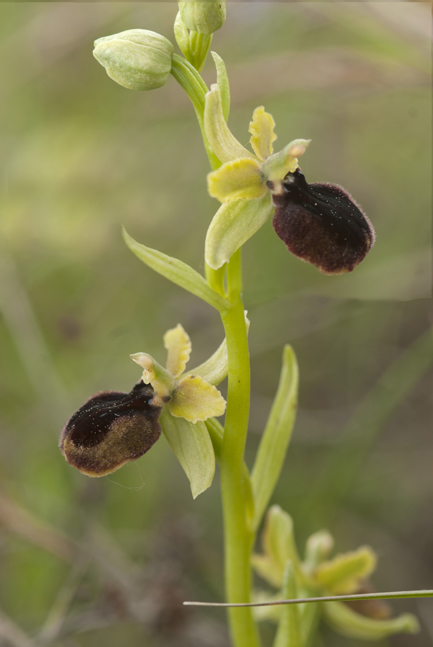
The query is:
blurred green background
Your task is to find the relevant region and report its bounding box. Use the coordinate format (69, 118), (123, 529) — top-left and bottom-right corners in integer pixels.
(0, 2), (432, 646)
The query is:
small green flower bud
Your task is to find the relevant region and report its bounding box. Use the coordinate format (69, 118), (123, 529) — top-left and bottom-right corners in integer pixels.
(93, 29), (174, 91)
(178, 2), (226, 35)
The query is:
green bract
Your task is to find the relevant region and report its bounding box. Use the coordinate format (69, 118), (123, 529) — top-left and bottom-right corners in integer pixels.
(179, 1), (227, 35)
(204, 84), (310, 269)
(93, 29), (174, 90)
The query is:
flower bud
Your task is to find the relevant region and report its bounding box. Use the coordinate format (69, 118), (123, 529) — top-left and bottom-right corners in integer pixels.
(60, 382), (162, 477)
(271, 169), (375, 275)
(178, 2), (226, 35)
(93, 29), (174, 91)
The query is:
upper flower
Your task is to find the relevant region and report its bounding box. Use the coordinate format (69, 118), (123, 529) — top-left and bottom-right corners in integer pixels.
(131, 323), (226, 424)
(204, 84), (375, 275)
(203, 84), (310, 270)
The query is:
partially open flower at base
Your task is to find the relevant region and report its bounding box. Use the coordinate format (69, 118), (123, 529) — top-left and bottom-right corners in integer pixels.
(60, 382), (161, 477)
(271, 169), (375, 275)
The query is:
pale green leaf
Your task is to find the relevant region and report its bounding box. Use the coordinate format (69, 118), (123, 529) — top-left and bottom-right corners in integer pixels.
(123, 228), (229, 311)
(315, 546), (377, 595)
(168, 374), (226, 423)
(249, 106), (277, 161)
(160, 408), (215, 498)
(205, 193), (274, 270)
(204, 84), (255, 163)
(252, 345), (299, 529)
(273, 562), (303, 647)
(323, 601), (419, 641)
(211, 51), (230, 121)
(208, 157), (265, 203)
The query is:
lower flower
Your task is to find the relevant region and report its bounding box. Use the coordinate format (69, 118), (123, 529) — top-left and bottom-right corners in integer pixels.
(60, 382), (162, 477)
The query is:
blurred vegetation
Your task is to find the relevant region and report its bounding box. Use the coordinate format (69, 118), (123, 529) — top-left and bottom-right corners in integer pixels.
(0, 3), (431, 646)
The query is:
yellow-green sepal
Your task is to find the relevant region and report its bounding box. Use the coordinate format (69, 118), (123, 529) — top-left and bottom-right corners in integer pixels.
(249, 106), (277, 161)
(322, 601), (419, 641)
(164, 324), (192, 378)
(315, 546), (377, 595)
(160, 408), (215, 499)
(205, 192), (274, 269)
(168, 374), (226, 423)
(204, 84), (255, 163)
(186, 338), (228, 386)
(186, 313), (248, 386)
(208, 158), (265, 203)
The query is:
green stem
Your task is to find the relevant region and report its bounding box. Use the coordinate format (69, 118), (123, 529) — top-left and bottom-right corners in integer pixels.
(170, 54), (220, 170)
(219, 250), (261, 647)
(172, 54), (260, 646)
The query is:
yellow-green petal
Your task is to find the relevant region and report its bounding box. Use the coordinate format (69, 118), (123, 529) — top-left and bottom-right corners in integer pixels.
(204, 84), (255, 164)
(130, 353), (174, 406)
(262, 138), (311, 188)
(249, 106), (277, 161)
(323, 601), (419, 641)
(208, 157), (265, 203)
(315, 546), (377, 595)
(169, 375), (226, 423)
(164, 324), (191, 378)
(205, 192), (274, 270)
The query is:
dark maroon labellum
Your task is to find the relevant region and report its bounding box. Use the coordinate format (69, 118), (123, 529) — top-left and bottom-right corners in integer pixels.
(271, 169), (375, 275)
(59, 382), (162, 477)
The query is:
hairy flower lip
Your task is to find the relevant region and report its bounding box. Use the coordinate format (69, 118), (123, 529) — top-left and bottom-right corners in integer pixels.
(60, 381), (162, 477)
(271, 168), (375, 275)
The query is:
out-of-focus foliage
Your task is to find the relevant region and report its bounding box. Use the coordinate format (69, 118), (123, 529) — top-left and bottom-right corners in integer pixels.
(0, 3), (431, 646)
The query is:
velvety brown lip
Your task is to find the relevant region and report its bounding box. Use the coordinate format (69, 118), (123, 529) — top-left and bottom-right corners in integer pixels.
(271, 168), (375, 275)
(59, 381), (162, 477)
